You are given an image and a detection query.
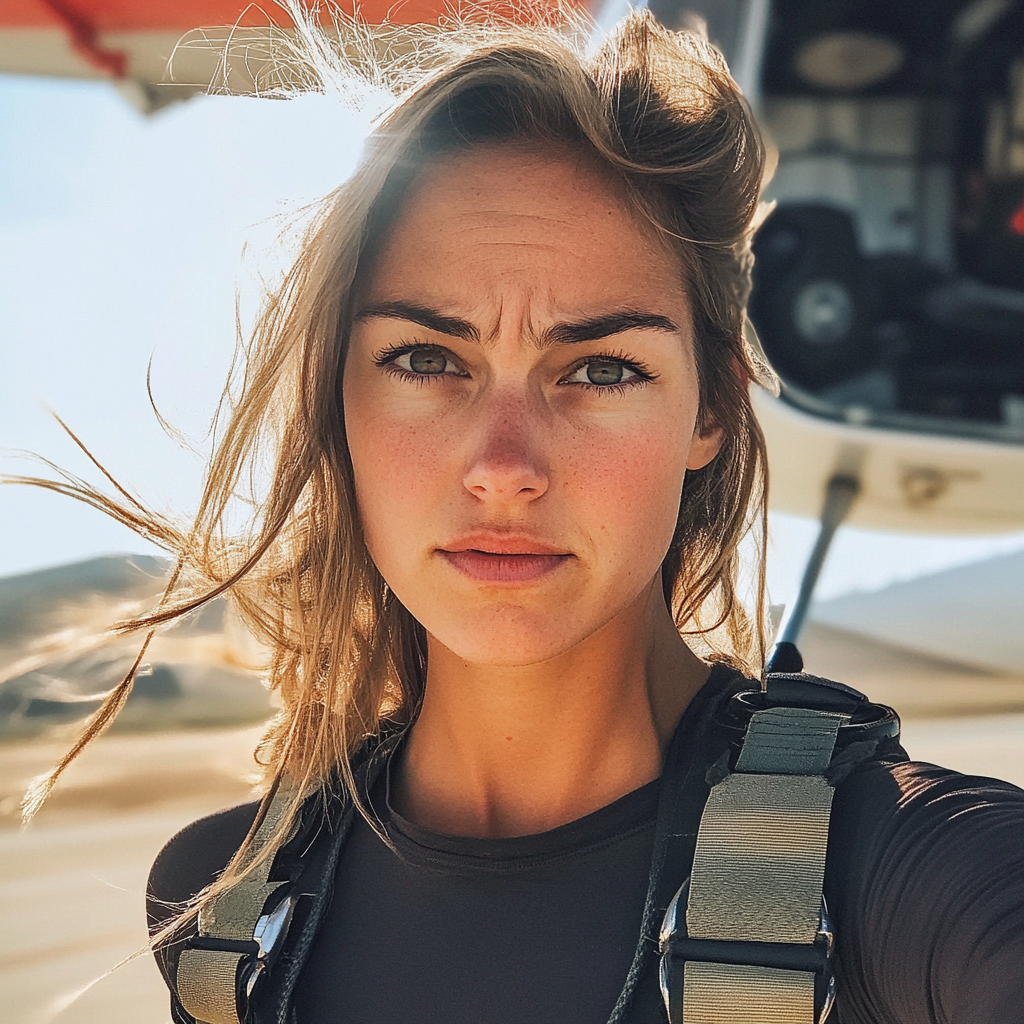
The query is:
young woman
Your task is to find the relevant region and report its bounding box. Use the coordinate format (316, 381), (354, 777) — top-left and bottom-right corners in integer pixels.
(24, 9), (1024, 1024)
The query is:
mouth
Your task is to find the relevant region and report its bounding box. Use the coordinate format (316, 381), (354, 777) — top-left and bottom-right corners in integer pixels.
(438, 533), (573, 584)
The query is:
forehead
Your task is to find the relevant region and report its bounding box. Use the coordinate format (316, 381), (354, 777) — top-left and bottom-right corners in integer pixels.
(360, 143), (688, 323)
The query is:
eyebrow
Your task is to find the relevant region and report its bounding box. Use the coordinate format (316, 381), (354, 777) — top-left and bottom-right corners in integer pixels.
(354, 302), (480, 342)
(541, 311), (680, 345)
(354, 301), (680, 347)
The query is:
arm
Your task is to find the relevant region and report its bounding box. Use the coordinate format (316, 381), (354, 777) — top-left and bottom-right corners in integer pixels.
(827, 761), (1024, 1024)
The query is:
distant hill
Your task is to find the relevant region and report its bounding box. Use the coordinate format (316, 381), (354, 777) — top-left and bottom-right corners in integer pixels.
(799, 621), (1024, 717)
(0, 554), (170, 647)
(0, 554), (268, 737)
(0, 553), (226, 662)
(812, 550), (1024, 676)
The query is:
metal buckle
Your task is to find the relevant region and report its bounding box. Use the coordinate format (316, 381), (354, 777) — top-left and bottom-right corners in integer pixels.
(659, 879), (837, 1023)
(241, 893), (298, 1002)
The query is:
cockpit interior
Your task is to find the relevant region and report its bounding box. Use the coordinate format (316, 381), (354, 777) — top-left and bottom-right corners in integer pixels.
(683, 0), (1024, 441)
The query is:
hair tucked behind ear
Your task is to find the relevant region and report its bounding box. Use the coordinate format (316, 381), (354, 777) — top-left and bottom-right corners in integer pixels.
(11, 2), (774, 923)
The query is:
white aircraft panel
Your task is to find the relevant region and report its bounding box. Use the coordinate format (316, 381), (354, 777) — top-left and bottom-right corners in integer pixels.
(812, 550), (1024, 676)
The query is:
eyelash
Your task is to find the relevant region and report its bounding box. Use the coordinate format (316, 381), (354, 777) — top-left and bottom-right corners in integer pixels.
(373, 341), (430, 366)
(372, 342), (657, 392)
(372, 342), (465, 384)
(559, 350), (658, 393)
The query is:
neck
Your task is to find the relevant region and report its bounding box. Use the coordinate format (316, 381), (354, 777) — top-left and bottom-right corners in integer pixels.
(393, 581), (711, 838)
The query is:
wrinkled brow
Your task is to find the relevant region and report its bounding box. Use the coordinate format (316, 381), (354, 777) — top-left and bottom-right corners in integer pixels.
(353, 302), (679, 345)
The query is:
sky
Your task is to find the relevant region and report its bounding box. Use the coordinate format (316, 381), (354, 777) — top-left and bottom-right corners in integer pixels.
(2, 72), (1024, 608)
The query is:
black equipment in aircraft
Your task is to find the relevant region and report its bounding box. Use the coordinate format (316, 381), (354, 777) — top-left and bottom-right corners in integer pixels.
(748, 0), (1024, 438)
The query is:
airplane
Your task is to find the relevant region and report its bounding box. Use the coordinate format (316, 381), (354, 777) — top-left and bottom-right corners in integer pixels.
(3, 0), (1023, 670)
(693, 0), (1024, 667)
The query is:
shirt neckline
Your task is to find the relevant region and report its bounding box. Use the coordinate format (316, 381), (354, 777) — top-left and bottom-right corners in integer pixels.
(372, 662), (743, 870)
(384, 774), (661, 867)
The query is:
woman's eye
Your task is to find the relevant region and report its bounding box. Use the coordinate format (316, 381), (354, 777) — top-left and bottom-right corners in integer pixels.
(563, 358), (641, 387)
(389, 346), (464, 377)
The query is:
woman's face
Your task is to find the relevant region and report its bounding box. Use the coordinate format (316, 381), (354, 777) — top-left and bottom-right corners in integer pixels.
(344, 144), (721, 666)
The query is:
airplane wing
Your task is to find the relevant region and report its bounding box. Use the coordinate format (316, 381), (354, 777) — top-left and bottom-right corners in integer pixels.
(0, 0), (583, 110)
(755, 386), (1024, 534)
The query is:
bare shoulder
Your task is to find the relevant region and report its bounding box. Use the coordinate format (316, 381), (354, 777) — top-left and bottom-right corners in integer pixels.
(147, 800), (261, 936)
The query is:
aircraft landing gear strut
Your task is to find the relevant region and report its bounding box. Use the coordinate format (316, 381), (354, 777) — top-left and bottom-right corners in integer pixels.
(766, 473), (861, 675)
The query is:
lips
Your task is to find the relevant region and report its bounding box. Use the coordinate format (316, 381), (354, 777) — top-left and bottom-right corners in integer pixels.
(438, 533), (573, 584)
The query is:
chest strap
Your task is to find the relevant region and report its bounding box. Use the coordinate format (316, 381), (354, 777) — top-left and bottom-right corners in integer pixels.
(175, 780), (302, 1024)
(660, 704), (847, 1024)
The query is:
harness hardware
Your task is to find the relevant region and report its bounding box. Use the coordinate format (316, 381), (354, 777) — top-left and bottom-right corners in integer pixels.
(244, 892), (299, 1000)
(169, 674), (899, 1024)
(175, 783), (303, 1024)
(658, 683), (868, 1024)
(660, 880), (837, 1024)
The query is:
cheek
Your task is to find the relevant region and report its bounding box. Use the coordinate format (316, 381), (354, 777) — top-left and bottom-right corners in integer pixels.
(344, 386), (454, 555)
(562, 415), (690, 561)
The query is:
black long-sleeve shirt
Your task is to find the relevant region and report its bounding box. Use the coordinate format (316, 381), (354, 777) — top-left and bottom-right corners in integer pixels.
(149, 668), (1024, 1023)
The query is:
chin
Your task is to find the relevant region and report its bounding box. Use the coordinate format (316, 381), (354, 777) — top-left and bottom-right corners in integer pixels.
(426, 605), (598, 668)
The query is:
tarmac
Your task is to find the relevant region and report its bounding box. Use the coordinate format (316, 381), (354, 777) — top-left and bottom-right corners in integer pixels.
(1, 727), (261, 1024)
(2, 636), (1023, 1024)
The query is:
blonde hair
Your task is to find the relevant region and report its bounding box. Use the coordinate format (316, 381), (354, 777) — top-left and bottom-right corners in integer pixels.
(17, 4), (773, 911)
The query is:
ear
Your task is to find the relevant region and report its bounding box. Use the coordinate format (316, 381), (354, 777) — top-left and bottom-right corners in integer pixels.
(686, 422), (724, 471)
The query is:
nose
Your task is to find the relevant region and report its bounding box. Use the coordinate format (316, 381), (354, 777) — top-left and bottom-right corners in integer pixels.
(462, 392), (549, 505)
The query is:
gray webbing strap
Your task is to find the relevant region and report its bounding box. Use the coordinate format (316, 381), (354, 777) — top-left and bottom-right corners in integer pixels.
(178, 950), (247, 1024)
(176, 781), (300, 1024)
(683, 963), (813, 1024)
(681, 707), (847, 1024)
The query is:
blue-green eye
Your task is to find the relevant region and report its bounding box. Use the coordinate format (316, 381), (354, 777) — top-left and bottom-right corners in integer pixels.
(409, 349), (448, 374)
(389, 346), (465, 377)
(563, 358), (642, 387)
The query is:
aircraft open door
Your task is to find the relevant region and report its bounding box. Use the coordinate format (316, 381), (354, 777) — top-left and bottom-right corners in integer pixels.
(647, 0), (1024, 667)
